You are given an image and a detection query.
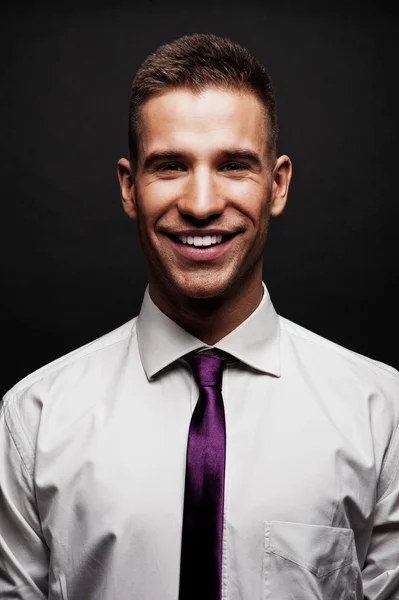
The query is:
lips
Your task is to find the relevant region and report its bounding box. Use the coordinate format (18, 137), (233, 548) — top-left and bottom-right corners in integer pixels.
(169, 232), (235, 246)
(166, 232), (237, 262)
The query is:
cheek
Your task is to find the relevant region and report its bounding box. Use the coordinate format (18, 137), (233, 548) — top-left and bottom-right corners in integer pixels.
(226, 180), (270, 221)
(136, 183), (178, 227)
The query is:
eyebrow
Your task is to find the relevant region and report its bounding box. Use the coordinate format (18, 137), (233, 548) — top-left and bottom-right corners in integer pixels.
(221, 149), (262, 170)
(143, 151), (186, 172)
(142, 148), (263, 172)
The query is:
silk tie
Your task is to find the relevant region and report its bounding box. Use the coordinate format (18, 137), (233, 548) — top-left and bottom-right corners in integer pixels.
(178, 351), (227, 600)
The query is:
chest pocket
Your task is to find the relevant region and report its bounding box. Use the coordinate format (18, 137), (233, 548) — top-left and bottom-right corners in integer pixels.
(263, 521), (359, 599)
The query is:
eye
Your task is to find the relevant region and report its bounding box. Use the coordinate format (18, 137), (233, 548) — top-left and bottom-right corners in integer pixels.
(221, 162), (247, 172)
(157, 162), (185, 172)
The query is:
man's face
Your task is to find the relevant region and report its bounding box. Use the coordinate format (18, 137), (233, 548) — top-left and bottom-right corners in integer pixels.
(119, 87), (290, 301)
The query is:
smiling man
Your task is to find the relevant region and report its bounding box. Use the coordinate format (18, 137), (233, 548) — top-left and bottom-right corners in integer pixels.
(1, 34), (399, 600)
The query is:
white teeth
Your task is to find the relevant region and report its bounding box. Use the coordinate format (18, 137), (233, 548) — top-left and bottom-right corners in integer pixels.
(178, 234), (224, 246)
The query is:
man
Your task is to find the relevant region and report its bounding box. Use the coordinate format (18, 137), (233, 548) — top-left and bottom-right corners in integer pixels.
(1, 33), (398, 600)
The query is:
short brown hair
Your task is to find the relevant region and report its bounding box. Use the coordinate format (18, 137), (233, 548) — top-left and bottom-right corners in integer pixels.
(128, 34), (277, 164)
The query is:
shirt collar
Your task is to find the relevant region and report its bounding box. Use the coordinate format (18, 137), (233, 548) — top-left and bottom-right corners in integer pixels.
(136, 282), (281, 381)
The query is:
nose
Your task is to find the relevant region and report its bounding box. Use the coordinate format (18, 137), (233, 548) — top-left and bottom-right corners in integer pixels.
(177, 166), (226, 220)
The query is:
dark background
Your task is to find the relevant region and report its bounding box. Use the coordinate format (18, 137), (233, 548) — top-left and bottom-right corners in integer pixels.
(1, 2), (398, 397)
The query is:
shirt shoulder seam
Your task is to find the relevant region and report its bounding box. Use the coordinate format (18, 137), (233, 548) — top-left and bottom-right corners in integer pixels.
(1, 394), (35, 479)
(378, 417), (399, 500)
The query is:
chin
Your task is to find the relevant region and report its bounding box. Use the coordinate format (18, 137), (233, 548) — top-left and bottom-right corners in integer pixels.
(170, 273), (236, 301)
(179, 287), (224, 300)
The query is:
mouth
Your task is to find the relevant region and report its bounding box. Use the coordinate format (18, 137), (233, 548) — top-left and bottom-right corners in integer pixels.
(164, 232), (239, 261)
(167, 233), (236, 247)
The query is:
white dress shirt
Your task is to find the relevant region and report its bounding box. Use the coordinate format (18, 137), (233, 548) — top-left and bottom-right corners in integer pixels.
(1, 282), (399, 600)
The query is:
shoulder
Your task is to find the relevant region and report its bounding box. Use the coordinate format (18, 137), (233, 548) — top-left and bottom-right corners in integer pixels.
(278, 316), (399, 485)
(279, 315), (399, 385)
(1, 318), (140, 472)
(278, 315), (399, 438)
(2, 317), (138, 406)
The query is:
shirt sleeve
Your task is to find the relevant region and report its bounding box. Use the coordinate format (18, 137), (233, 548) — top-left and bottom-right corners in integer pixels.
(362, 419), (399, 600)
(0, 393), (49, 599)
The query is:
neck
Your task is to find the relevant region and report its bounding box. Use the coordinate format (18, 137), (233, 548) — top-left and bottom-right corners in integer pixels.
(148, 267), (264, 345)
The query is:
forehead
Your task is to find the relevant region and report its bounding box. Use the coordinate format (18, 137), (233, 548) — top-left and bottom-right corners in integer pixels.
(137, 88), (268, 157)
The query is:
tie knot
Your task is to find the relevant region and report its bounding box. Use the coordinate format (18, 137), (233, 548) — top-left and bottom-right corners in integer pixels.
(185, 352), (226, 388)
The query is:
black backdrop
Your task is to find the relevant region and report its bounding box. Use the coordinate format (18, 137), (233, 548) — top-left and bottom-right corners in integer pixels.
(1, 1), (398, 397)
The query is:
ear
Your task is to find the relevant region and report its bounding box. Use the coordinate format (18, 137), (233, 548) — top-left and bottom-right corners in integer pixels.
(270, 155), (292, 217)
(117, 158), (137, 219)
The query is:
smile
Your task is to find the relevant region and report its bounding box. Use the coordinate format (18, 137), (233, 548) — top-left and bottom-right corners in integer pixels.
(170, 233), (236, 247)
(179, 234), (222, 246)
(166, 233), (237, 261)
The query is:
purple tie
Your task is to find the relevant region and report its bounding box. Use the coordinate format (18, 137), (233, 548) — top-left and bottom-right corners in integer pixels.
(178, 352), (227, 600)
